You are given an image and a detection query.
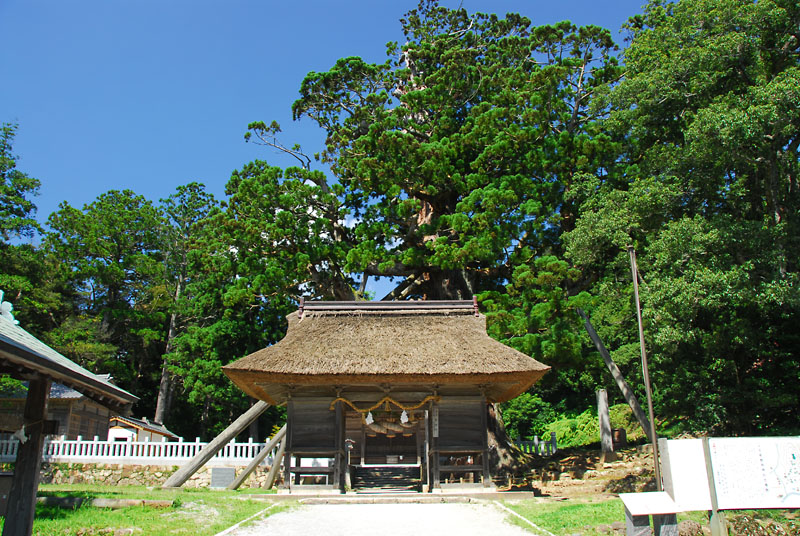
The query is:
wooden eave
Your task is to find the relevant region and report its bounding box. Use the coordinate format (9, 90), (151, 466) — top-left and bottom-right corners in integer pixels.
(224, 369), (547, 405)
(0, 339), (137, 415)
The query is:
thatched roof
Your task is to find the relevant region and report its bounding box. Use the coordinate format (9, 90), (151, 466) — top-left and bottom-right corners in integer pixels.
(224, 301), (549, 404)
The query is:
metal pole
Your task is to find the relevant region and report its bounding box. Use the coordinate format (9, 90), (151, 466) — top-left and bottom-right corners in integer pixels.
(627, 246), (662, 491)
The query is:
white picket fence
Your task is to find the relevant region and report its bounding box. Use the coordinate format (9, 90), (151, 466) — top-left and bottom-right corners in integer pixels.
(515, 432), (559, 456)
(0, 436), (279, 467)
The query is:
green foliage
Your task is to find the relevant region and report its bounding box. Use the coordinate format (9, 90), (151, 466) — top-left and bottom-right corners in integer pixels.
(0, 374), (25, 397)
(161, 178), (294, 438)
(0, 123), (65, 333)
(546, 409), (600, 448)
(501, 392), (556, 440)
(4, 0), (798, 439)
(45, 190), (167, 411)
(565, 0), (800, 434)
(246, 2), (622, 300)
(0, 123), (40, 242)
(608, 404), (647, 443)
(481, 256), (603, 411)
(506, 402), (646, 447)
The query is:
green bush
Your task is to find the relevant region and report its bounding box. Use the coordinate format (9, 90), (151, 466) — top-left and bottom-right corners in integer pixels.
(501, 392), (556, 440)
(546, 409), (599, 448)
(504, 396), (650, 448)
(609, 403), (647, 443)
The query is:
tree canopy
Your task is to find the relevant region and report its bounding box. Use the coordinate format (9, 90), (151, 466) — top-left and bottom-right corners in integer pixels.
(1, 0), (798, 439)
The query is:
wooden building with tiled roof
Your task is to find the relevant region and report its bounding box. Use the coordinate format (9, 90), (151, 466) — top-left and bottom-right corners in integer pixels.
(0, 378), (116, 440)
(0, 290), (137, 534)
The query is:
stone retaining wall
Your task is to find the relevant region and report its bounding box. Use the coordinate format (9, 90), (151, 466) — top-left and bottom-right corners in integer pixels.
(38, 462), (278, 489)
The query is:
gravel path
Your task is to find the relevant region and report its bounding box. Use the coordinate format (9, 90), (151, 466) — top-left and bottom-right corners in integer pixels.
(221, 502), (539, 536)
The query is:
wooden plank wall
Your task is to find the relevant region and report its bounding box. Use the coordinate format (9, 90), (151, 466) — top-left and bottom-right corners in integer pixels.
(285, 397), (343, 492)
(430, 397), (489, 488)
(287, 399), (337, 451)
(437, 398), (484, 449)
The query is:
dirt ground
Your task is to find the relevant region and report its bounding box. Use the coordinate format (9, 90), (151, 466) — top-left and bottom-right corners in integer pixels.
(223, 503), (538, 536)
(499, 445), (658, 499)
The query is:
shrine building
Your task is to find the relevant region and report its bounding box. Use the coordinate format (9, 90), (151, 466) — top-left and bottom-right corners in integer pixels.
(223, 299), (549, 493)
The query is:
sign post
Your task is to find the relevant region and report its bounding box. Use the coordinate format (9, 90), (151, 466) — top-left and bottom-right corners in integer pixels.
(702, 438), (726, 536)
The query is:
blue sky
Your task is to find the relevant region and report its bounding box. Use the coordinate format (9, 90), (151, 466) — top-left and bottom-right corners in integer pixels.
(2, 0), (647, 227)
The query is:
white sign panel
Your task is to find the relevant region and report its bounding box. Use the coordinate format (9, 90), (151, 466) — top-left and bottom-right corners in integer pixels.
(708, 437), (800, 510)
(660, 438), (713, 511)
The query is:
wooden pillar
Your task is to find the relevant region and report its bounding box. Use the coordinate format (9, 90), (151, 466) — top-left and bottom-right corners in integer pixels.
(3, 377), (50, 536)
(481, 397), (491, 486)
(431, 403), (440, 489)
(598, 389), (617, 463)
(333, 401), (344, 491)
(415, 423), (422, 465)
(282, 449), (291, 490)
(423, 409), (430, 491)
(162, 400), (269, 488)
(360, 425), (366, 466)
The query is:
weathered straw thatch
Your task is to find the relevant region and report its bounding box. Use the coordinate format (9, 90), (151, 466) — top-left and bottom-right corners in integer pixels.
(224, 302), (549, 404)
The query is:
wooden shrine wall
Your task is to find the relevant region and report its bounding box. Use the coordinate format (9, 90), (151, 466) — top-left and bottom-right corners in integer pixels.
(436, 397), (485, 450)
(287, 398), (338, 452)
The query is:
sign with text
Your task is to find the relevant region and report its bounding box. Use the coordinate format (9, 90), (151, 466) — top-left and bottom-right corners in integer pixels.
(708, 437), (800, 510)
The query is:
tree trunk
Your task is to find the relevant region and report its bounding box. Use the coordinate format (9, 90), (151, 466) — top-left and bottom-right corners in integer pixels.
(486, 403), (533, 476)
(154, 278), (182, 424)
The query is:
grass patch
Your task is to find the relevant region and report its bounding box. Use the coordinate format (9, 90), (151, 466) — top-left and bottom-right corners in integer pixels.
(503, 498), (799, 536)
(0, 484), (289, 536)
(504, 497), (624, 535)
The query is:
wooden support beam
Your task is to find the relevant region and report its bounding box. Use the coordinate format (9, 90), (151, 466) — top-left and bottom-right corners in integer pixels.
(162, 400), (270, 488)
(3, 377), (50, 536)
(264, 439), (286, 490)
(227, 425), (286, 490)
(577, 308), (653, 443)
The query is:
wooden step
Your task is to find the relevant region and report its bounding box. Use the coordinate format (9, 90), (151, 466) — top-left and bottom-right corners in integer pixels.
(353, 465), (421, 493)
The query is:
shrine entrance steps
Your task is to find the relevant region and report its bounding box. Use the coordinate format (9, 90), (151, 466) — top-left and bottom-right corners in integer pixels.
(352, 465), (421, 494)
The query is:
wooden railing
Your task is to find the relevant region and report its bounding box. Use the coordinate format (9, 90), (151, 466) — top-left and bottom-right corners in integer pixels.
(515, 432), (558, 456)
(0, 436), (281, 467)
